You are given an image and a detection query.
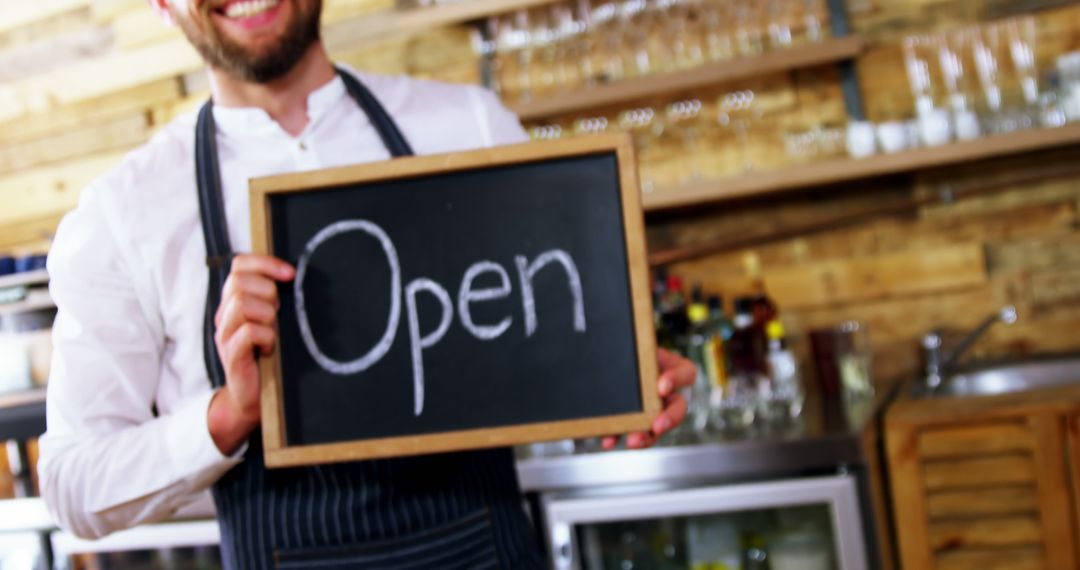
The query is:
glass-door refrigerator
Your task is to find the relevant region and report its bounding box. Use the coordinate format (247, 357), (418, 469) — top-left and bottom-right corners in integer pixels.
(542, 474), (867, 570)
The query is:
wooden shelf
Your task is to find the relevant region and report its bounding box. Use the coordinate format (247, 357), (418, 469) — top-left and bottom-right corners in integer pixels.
(324, 0), (564, 52)
(0, 268), (47, 290)
(0, 388), (46, 441)
(0, 388), (46, 412)
(643, 122), (1080, 212)
(0, 294), (54, 316)
(509, 36), (864, 121)
(0, 498), (54, 533)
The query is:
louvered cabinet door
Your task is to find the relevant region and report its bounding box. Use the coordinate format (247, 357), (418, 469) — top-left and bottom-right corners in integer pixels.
(888, 414), (1079, 570)
(1068, 414), (1080, 563)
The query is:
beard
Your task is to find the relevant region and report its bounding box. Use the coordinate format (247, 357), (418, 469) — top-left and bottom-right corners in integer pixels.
(175, 0), (323, 83)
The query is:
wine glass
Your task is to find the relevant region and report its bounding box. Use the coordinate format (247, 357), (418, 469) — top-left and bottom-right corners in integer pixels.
(717, 89), (758, 172)
(765, 0), (793, 50)
(902, 35), (938, 118)
(802, 0), (827, 43)
(937, 31), (967, 112)
(572, 114), (612, 136)
(593, 0), (627, 82)
(511, 10), (536, 103)
(938, 29), (983, 139)
(553, 4), (588, 92)
(528, 123), (565, 140)
(1005, 17), (1038, 111)
(782, 126), (820, 165)
(473, 18), (504, 98)
(973, 22), (1012, 132)
(620, 0), (654, 77)
(664, 0), (705, 70)
(571, 0), (599, 87)
(663, 99), (705, 182)
(699, 0), (735, 62)
(617, 106), (661, 192)
(531, 8), (561, 98)
(733, 0), (764, 57)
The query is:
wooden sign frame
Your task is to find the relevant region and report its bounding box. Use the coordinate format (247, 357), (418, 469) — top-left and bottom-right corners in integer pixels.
(250, 133), (659, 468)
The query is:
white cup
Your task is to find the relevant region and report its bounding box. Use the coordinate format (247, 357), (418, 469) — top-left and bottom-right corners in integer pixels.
(0, 332), (32, 393)
(846, 121), (877, 159)
(876, 121), (909, 154)
(905, 120), (921, 148)
(1064, 86), (1080, 122)
(953, 110), (981, 141)
(918, 109), (952, 147)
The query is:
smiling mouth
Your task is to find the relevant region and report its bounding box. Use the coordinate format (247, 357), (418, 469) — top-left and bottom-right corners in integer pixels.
(216, 0), (281, 19)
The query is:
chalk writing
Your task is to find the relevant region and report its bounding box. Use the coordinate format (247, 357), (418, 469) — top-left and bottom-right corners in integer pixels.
(294, 220), (401, 375)
(293, 219), (587, 416)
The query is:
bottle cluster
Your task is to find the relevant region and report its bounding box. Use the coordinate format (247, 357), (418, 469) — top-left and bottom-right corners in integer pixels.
(653, 269), (803, 436)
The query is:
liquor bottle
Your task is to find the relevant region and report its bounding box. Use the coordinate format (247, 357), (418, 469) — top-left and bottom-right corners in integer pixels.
(652, 268), (675, 350)
(687, 515), (741, 570)
(729, 297), (766, 376)
(702, 295), (731, 424)
(749, 279), (777, 343)
(749, 283), (778, 424)
(741, 530), (772, 570)
(686, 289), (712, 434)
(702, 295), (732, 388)
(661, 275), (691, 355)
(717, 298), (765, 431)
(765, 320), (804, 423)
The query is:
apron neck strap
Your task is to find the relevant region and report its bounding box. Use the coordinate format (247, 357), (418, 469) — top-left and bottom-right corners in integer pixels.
(335, 66), (414, 157)
(195, 68), (414, 387)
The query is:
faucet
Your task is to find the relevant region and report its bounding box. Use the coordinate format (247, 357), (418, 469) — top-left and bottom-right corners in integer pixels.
(923, 306), (1017, 390)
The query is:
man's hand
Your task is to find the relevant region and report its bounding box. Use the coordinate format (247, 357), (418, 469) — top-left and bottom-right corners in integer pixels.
(602, 348), (697, 450)
(207, 254), (295, 455)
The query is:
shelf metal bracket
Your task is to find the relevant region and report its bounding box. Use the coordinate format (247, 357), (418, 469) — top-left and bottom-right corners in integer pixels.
(826, 0), (866, 121)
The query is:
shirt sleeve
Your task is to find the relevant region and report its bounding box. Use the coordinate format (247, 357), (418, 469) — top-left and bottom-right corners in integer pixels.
(467, 86), (529, 147)
(38, 182), (243, 540)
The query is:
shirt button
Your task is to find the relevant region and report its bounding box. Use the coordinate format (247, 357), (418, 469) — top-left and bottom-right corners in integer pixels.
(298, 141), (308, 151)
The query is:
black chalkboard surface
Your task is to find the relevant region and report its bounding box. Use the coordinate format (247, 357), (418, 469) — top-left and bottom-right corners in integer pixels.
(251, 134), (659, 468)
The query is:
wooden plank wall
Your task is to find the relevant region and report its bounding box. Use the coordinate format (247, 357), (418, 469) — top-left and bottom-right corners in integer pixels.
(646, 0), (1080, 384)
(661, 143), (1080, 383)
(0, 0), (1078, 383)
(0, 0), (479, 254)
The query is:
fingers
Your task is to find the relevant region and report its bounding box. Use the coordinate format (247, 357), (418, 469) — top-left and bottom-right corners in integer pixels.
(601, 391), (688, 452)
(215, 293), (278, 345)
(220, 272), (280, 309)
(597, 351), (700, 453)
(214, 255), (290, 338)
(214, 259), (286, 329)
(656, 348), (697, 396)
(230, 254), (295, 281)
(602, 431), (659, 451)
(223, 323), (277, 378)
(652, 392), (687, 436)
(212, 255), (291, 378)
(626, 431), (655, 449)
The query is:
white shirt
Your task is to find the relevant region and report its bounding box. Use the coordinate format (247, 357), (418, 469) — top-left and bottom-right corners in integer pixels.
(38, 70), (528, 539)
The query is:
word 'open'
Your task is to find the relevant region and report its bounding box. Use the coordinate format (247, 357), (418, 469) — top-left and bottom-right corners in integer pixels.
(294, 219), (587, 416)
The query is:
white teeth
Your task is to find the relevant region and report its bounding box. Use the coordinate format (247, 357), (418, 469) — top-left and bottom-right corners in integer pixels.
(224, 0), (279, 19)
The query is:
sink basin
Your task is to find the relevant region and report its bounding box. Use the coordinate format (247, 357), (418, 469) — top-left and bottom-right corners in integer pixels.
(917, 355), (1080, 398)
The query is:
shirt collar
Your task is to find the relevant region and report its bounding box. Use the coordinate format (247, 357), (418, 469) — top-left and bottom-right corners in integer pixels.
(211, 75), (348, 140)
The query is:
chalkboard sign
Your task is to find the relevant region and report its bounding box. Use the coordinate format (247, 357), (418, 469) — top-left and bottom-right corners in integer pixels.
(250, 134), (659, 468)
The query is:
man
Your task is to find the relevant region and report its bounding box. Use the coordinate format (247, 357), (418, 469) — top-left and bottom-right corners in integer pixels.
(39, 0), (695, 567)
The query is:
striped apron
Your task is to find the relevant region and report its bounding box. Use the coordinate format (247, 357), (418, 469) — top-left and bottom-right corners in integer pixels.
(195, 68), (547, 570)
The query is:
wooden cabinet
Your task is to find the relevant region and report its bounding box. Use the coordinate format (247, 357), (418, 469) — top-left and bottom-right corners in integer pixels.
(1067, 414), (1080, 556)
(886, 390), (1080, 569)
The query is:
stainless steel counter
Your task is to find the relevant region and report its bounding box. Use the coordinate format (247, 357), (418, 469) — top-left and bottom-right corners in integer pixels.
(516, 385), (893, 493)
(0, 388), (46, 441)
(0, 385), (896, 539)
